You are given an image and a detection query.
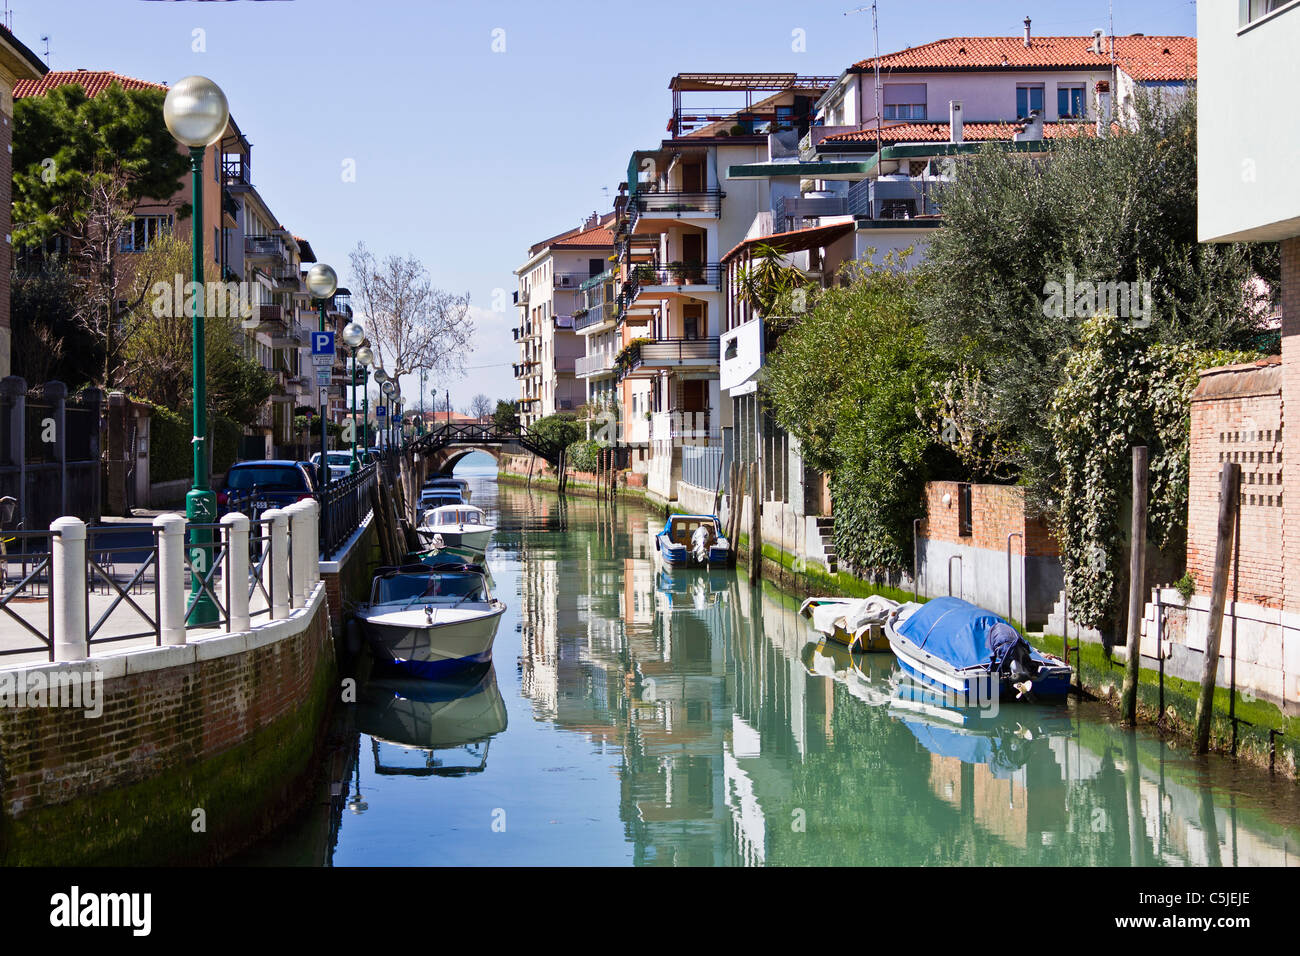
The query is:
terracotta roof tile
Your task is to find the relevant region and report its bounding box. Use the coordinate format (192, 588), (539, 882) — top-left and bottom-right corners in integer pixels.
(852, 35), (1195, 81)
(823, 120), (1098, 145)
(552, 225), (614, 248)
(15, 69), (169, 99)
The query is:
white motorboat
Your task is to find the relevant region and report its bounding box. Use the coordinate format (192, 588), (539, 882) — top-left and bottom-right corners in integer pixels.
(417, 504), (495, 554)
(423, 475), (471, 503)
(355, 563), (506, 679)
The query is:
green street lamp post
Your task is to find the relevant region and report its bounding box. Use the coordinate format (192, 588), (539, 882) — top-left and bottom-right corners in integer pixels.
(164, 75), (230, 627)
(357, 347), (373, 462)
(374, 368), (390, 449)
(306, 263), (338, 488)
(341, 321), (365, 472)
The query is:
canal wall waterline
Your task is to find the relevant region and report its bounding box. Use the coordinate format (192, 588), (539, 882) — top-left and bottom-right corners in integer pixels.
(0, 585), (339, 865)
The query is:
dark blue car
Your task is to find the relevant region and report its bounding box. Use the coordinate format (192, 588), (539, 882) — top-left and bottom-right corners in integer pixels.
(219, 460), (318, 519)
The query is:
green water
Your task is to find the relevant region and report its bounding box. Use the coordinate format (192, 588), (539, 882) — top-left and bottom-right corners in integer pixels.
(290, 473), (1300, 866)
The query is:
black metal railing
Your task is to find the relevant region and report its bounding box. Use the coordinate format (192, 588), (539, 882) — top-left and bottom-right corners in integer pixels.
(628, 263), (722, 287)
(320, 463), (376, 559)
(86, 525), (161, 649)
(0, 529), (58, 660)
(630, 189), (724, 217)
(619, 338), (720, 378)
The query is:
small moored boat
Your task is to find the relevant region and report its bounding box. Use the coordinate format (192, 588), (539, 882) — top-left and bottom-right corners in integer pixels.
(355, 562), (506, 679)
(799, 594), (898, 652)
(416, 504), (494, 554)
(653, 514), (732, 569)
(885, 597), (1071, 703)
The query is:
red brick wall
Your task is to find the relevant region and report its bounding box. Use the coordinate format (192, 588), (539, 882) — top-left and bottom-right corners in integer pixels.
(1187, 381), (1284, 608)
(0, 598), (333, 820)
(1283, 237), (1300, 611)
(921, 481), (1058, 557)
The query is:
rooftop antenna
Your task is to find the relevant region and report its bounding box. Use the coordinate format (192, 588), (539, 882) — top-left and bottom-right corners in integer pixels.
(40, 35), (50, 66)
(2, 1), (11, 32)
(845, 3), (882, 156)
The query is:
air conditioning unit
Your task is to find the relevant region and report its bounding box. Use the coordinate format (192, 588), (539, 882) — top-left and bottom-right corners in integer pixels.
(558, 275), (573, 287)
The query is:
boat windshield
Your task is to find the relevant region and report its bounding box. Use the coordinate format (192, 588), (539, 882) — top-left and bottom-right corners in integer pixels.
(373, 572), (486, 605)
(429, 509), (483, 526)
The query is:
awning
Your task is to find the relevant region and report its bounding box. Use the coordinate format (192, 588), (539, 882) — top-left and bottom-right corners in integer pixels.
(721, 221), (854, 264)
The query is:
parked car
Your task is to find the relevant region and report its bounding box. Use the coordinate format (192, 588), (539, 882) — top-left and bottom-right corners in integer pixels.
(310, 451), (354, 483)
(219, 460), (318, 518)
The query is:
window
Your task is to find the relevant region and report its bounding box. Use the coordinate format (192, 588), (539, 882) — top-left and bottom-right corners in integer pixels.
(1016, 84), (1044, 118)
(957, 483), (973, 536)
(1240, 0), (1297, 27)
(118, 215), (173, 252)
(883, 83), (927, 121)
(1057, 83), (1085, 118)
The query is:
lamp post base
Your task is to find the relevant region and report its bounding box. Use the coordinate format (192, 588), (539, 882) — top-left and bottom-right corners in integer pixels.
(186, 487), (220, 627)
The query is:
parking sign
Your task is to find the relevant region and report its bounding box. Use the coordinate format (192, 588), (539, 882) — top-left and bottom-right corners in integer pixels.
(311, 331), (335, 367)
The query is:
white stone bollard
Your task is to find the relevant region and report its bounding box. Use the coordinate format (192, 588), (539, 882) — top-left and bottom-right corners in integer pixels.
(154, 513), (187, 645)
(286, 501), (309, 609)
(51, 516), (88, 661)
(221, 512), (251, 633)
(263, 508), (290, 620)
(304, 498), (321, 587)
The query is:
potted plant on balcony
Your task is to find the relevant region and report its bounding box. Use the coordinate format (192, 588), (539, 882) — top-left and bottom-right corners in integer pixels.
(614, 337), (653, 379)
(668, 260), (687, 284)
(682, 259), (705, 284)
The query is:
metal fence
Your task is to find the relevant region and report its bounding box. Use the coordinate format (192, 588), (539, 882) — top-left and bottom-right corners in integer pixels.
(0, 529), (58, 660)
(320, 463), (377, 558)
(682, 443), (730, 493)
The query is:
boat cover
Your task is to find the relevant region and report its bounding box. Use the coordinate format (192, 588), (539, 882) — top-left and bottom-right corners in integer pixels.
(894, 597), (1020, 670)
(810, 595), (898, 636)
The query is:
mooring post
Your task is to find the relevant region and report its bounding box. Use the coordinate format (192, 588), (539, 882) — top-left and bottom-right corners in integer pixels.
(1194, 461), (1240, 754)
(1121, 446), (1149, 726)
(748, 461), (761, 585)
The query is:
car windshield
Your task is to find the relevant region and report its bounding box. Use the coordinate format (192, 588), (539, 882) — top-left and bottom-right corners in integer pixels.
(372, 572), (486, 605)
(227, 466), (306, 492)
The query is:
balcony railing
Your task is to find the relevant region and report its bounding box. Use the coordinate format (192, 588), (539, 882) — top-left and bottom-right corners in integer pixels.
(223, 157), (252, 186)
(575, 300), (617, 332)
(554, 272), (596, 291)
(670, 106), (818, 139)
(630, 190), (724, 219)
(575, 351), (616, 377)
(649, 409), (717, 445)
(773, 195), (848, 230)
(629, 263), (722, 288)
(619, 338), (720, 378)
(245, 235), (288, 265)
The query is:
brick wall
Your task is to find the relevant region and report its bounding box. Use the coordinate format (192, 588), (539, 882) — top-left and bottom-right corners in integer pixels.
(1283, 236), (1300, 611)
(0, 589), (336, 862)
(1187, 362), (1284, 607)
(921, 481), (1059, 557)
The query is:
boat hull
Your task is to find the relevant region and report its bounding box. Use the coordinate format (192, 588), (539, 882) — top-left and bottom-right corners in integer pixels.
(360, 603), (505, 679)
(887, 626), (1071, 702)
(417, 526), (492, 553)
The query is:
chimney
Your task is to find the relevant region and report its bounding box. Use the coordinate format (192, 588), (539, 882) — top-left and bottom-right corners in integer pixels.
(1094, 80), (1111, 136)
(1014, 109), (1043, 142)
(949, 100), (964, 144)
(1023, 16), (1032, 47)
(1091, 28), (1105, 55)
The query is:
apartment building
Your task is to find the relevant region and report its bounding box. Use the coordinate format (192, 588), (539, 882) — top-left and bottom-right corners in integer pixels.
(1179, 0), (1300, 711)
(0, 26), (47, 378)
(608, 73), (835, 500)
(220, 130), (318, 457)
(513, 213), (614, 429)
(703, 24), (1196, 570)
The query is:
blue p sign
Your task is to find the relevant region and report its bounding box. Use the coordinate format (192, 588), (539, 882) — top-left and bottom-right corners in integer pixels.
(311, 331), (335, 356)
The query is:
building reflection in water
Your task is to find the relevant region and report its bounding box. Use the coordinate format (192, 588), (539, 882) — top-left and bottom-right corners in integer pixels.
(504, 488), (1299, 867)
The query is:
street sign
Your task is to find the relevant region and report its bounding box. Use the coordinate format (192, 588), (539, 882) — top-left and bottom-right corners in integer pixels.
(311, 330), (335, 367)
(376, 405), (387, 420)
(315, 367), (331, 387)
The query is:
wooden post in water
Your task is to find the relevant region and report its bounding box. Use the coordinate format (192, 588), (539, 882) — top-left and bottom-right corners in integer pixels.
(726, 461), (739, 545)
(748, 462), (762, 584)
(1194, 462), (1240, 754)
(1121, 446), (1149, 726)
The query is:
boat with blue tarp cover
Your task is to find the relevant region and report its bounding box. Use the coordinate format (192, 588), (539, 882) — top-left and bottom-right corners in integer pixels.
(653, 513), (732, 569)
(885, 597), (1071, 702)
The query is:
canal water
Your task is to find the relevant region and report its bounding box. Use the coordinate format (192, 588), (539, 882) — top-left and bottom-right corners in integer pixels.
(272, 467), (1300, 866)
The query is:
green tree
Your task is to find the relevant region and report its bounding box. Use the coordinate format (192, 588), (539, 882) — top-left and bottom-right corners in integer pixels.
(919, 91), (1277, 504)
(13, 81), (192, 387)
(531, 413), (584, 459)
(492, 399), (519, 432)
(763, 256), (944, 575)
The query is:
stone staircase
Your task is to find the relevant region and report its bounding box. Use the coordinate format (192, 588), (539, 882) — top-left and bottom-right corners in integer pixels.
(814, 515), (837, 573)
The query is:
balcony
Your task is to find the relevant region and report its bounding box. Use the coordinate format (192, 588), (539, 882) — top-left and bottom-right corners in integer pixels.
(245, 235), (288, 269)
(254, 303), (287, 332)
(576, 350), (616, 378)
(271, 270), (301, 293)
(773, 194), (848, 230)
(328, 294), (353, 318)
(649, 409), (716, 446)
(514, 288), (530, 306)
(618, 338), (720, 379)
(575, 299), (617, 333)
(554, 272), (595, 291)
(628, 262), (721, 297)
(223, 157), (252, 186)
(627, 190), (723, 232)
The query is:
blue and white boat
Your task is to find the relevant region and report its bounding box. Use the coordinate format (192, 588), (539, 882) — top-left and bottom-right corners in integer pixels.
(885, 597), (1071, 703)
(355, 562), (505, 679)
(653, 514), (732, 569)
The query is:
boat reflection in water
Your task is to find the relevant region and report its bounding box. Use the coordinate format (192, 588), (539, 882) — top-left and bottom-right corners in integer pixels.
(356, 663), (508, 777)
(654, 566), (732, 611)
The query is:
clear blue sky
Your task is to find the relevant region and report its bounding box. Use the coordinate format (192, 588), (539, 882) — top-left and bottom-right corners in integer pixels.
(9, 0), (1197, 410)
